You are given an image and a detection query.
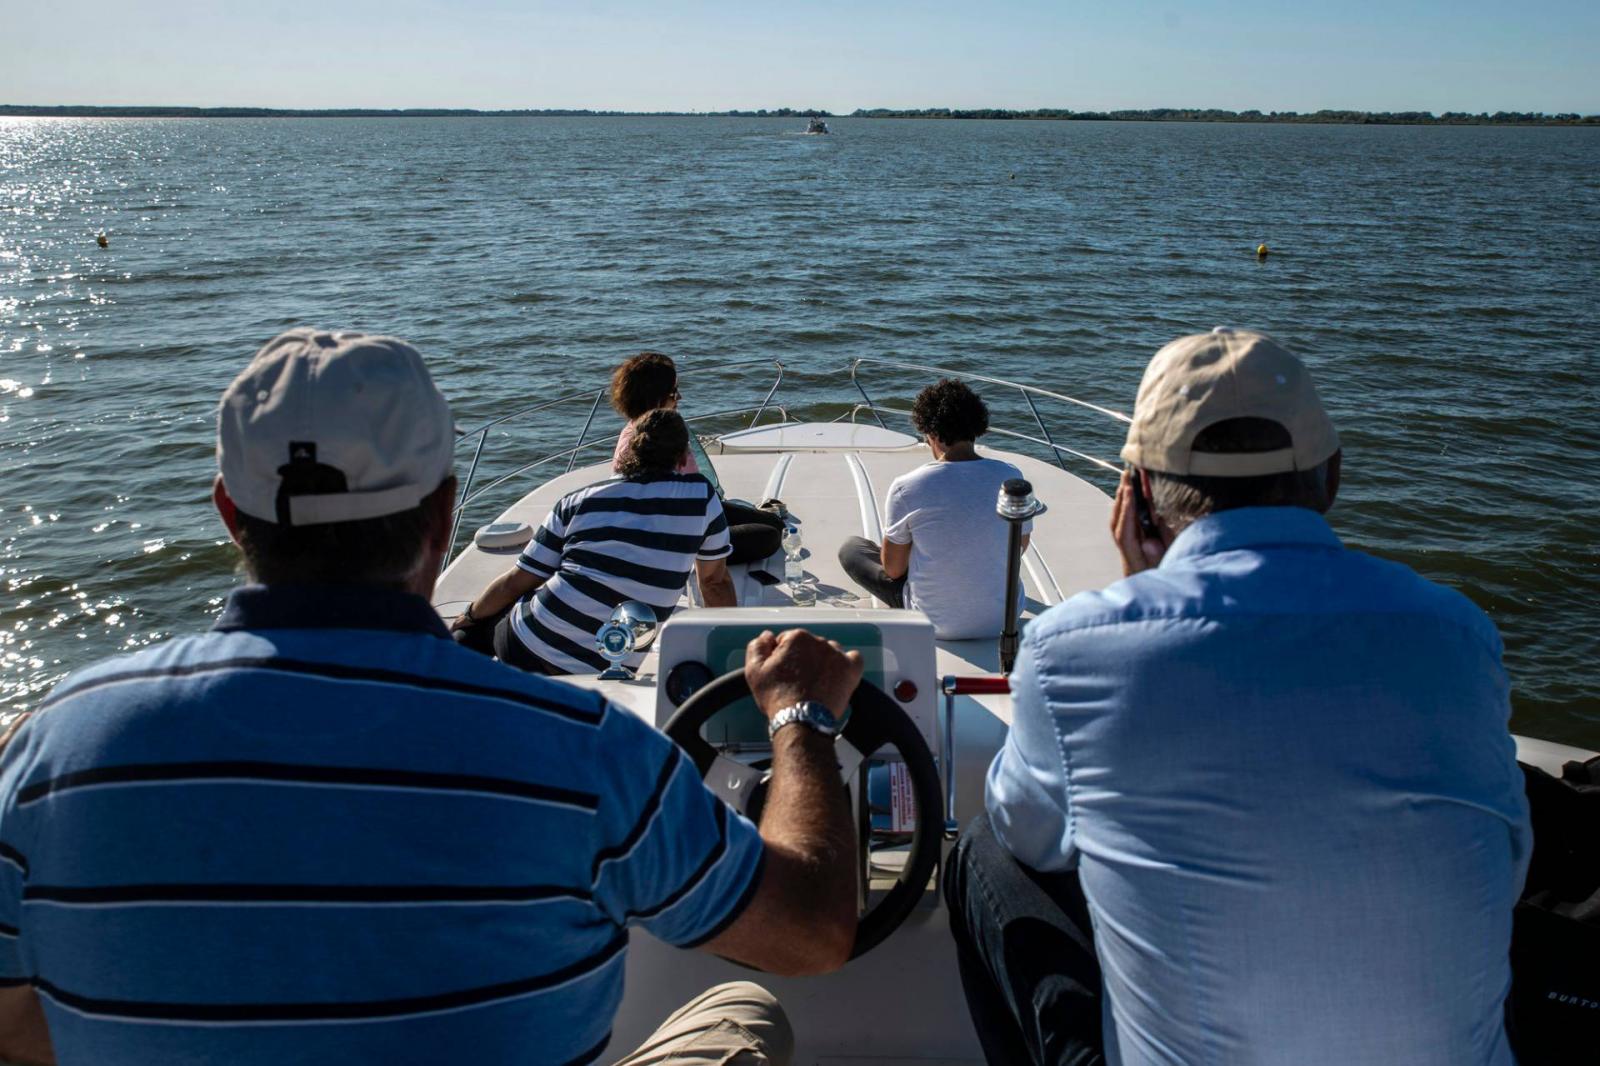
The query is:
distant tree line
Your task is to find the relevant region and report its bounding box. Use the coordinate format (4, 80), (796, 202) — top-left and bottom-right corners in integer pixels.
(0, 105), (833, 119)
(849, 107), (1597, 125)
(4, 105), (1590, 124)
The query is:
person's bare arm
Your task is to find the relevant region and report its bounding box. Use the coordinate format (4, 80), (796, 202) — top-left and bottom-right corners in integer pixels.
(695, 557), (737, 608)
(452, 566), (544, 631)
(696, 630), (861, 975)
(879, 538), (912, 580)
(0, 985), (52, 1066)
(0, 712), (51, 1066)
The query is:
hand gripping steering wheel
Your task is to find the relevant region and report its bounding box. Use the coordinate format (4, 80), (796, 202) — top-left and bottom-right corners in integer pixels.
(663, 668), (943, 960)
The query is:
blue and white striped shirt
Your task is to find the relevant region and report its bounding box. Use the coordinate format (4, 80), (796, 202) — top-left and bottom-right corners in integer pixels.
(0, 585), (763, 1065)
(512, 473), (731, 675)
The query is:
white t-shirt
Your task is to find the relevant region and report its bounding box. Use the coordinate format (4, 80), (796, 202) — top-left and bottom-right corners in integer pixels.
(883, 457), (1031, 640)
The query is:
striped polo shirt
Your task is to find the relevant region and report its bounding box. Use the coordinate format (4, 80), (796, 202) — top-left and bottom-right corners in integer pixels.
(511, 473), (731, 675)
(0, 585), (764, 1066)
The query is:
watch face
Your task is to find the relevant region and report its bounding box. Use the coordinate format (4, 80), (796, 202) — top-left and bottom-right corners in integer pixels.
(805, 704), (837, 730)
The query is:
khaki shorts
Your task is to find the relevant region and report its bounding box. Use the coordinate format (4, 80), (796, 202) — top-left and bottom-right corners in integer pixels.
(612, 981), (793, 1066)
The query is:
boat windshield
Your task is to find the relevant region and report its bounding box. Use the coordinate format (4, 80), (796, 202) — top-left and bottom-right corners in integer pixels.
(687, 432), (726, 499)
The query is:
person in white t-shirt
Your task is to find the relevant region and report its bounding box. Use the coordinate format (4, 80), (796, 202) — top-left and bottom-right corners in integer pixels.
(838, 379), (1030, 639)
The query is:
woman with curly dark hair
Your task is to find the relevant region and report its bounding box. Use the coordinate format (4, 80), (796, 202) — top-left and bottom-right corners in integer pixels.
(609, 352), (696, 474)
(839, 378), (1030, 638)
(607, 351), (784, 564)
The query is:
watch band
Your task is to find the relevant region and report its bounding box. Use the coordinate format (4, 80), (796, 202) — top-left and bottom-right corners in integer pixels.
(767, 700), (841, 740)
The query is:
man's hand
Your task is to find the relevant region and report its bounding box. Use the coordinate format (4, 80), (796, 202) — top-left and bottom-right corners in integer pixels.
(1111, 468), (1166, 577)
(697, 629), (861, 976)
(745, 629), (864, 720)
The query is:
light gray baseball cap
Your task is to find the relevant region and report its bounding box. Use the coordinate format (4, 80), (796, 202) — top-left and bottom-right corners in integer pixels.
(217, 329), (454, 526)
(1120, 327), (1340, 477)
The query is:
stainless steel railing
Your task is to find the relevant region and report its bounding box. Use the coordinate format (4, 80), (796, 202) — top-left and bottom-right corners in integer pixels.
(447, 358), (788, 561)
(445, 354), (1126, 563)
(845, 356), (1128, 474)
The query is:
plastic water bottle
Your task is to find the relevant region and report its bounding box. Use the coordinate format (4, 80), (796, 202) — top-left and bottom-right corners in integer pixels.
(782, 524), (812, 605)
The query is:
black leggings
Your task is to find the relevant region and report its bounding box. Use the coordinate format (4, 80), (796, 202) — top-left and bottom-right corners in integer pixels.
(724, 501), (784, 565)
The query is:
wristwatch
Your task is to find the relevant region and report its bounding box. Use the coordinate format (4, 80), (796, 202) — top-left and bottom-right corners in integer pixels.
(767, 701), (841, 740)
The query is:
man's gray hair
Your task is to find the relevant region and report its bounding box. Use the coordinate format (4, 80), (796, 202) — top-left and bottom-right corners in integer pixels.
(1147, 419), (1335, 535)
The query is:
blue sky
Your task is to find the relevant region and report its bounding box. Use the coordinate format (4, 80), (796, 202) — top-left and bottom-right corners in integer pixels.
(4, 0), (1596, 112)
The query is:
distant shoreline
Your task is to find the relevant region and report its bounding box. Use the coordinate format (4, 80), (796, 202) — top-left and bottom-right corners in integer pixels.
(2, 105), (1596, 125)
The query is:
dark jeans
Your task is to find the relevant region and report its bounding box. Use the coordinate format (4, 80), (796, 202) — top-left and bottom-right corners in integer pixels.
(838, 535), (906, 608)
(723, 500), (784, 565)
(944, 813), (1106, 1066)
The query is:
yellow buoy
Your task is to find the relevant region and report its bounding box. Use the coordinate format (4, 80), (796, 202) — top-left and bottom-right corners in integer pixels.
(1255, 243), (1269, 258)
(96, 233), (108, 248)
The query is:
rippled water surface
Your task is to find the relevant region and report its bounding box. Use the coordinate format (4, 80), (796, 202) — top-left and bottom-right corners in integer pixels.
(2, 116), (1597, 745)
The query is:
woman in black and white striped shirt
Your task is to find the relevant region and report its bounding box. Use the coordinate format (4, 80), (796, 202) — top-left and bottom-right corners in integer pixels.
(453, 410), (737, 675)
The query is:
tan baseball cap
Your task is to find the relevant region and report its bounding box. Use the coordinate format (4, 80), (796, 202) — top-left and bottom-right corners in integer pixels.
(217, 329), (454, 526)
(1120, 327), (1340, 477)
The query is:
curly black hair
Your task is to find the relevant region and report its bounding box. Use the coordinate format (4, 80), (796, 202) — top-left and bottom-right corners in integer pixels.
(911, 378), (990, 445)
(617, 409), (690, 477)
(610, 351), (678, 419)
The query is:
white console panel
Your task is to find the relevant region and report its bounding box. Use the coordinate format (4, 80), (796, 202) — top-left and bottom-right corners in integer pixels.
(652, 607), (941, 746)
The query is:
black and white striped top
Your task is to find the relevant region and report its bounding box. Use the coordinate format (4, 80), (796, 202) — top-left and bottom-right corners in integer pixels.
(511, 474), (731, 674)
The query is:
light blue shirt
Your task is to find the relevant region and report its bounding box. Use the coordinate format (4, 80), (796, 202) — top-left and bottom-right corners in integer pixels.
(986, 507), (1530, 1066)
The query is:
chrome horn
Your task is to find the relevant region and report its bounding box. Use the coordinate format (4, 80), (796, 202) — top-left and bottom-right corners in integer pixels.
(595, 601), (659, 680)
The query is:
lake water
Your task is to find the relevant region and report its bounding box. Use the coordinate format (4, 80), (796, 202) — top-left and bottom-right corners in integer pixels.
(1, 116), (1596, 746)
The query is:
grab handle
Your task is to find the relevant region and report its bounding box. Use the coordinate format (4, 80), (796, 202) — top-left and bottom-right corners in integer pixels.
(940, 675), (1010, 838)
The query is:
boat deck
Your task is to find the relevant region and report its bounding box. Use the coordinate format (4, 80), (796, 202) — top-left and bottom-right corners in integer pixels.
(433, 427), (1123, 712)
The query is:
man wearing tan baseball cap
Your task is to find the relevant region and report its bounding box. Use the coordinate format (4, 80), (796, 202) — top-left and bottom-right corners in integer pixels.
(949, 328), (1530, 1066)
(0, 329), (865, 1066)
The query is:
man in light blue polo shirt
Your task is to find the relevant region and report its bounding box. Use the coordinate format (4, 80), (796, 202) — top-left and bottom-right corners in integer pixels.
(0, 330), (863, 1065)
(945, 328), (1531, 1065)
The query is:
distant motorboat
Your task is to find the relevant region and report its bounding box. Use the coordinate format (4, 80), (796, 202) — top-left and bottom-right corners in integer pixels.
(805, 117), (830, 135)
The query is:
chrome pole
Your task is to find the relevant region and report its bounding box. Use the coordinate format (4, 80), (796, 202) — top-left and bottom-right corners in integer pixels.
(849, 358), (890, 430)
(445, 428), (490, 569)
(997, 478), (1046, 674)
(565, 388), (605, 474)
(748, 360), (785, 428)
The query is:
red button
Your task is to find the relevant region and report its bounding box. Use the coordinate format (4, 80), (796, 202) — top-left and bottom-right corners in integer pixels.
(893, 680), (918, 703)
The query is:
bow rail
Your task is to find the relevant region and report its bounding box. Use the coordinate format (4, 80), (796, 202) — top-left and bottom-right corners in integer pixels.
(445, 355), (1126, 563)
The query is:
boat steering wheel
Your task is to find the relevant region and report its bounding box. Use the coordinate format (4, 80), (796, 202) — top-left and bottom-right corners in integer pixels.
(663, 668), (943, 960)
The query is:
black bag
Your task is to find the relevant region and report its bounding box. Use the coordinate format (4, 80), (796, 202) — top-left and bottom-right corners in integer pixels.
(1506, 756), (1600, 1064)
